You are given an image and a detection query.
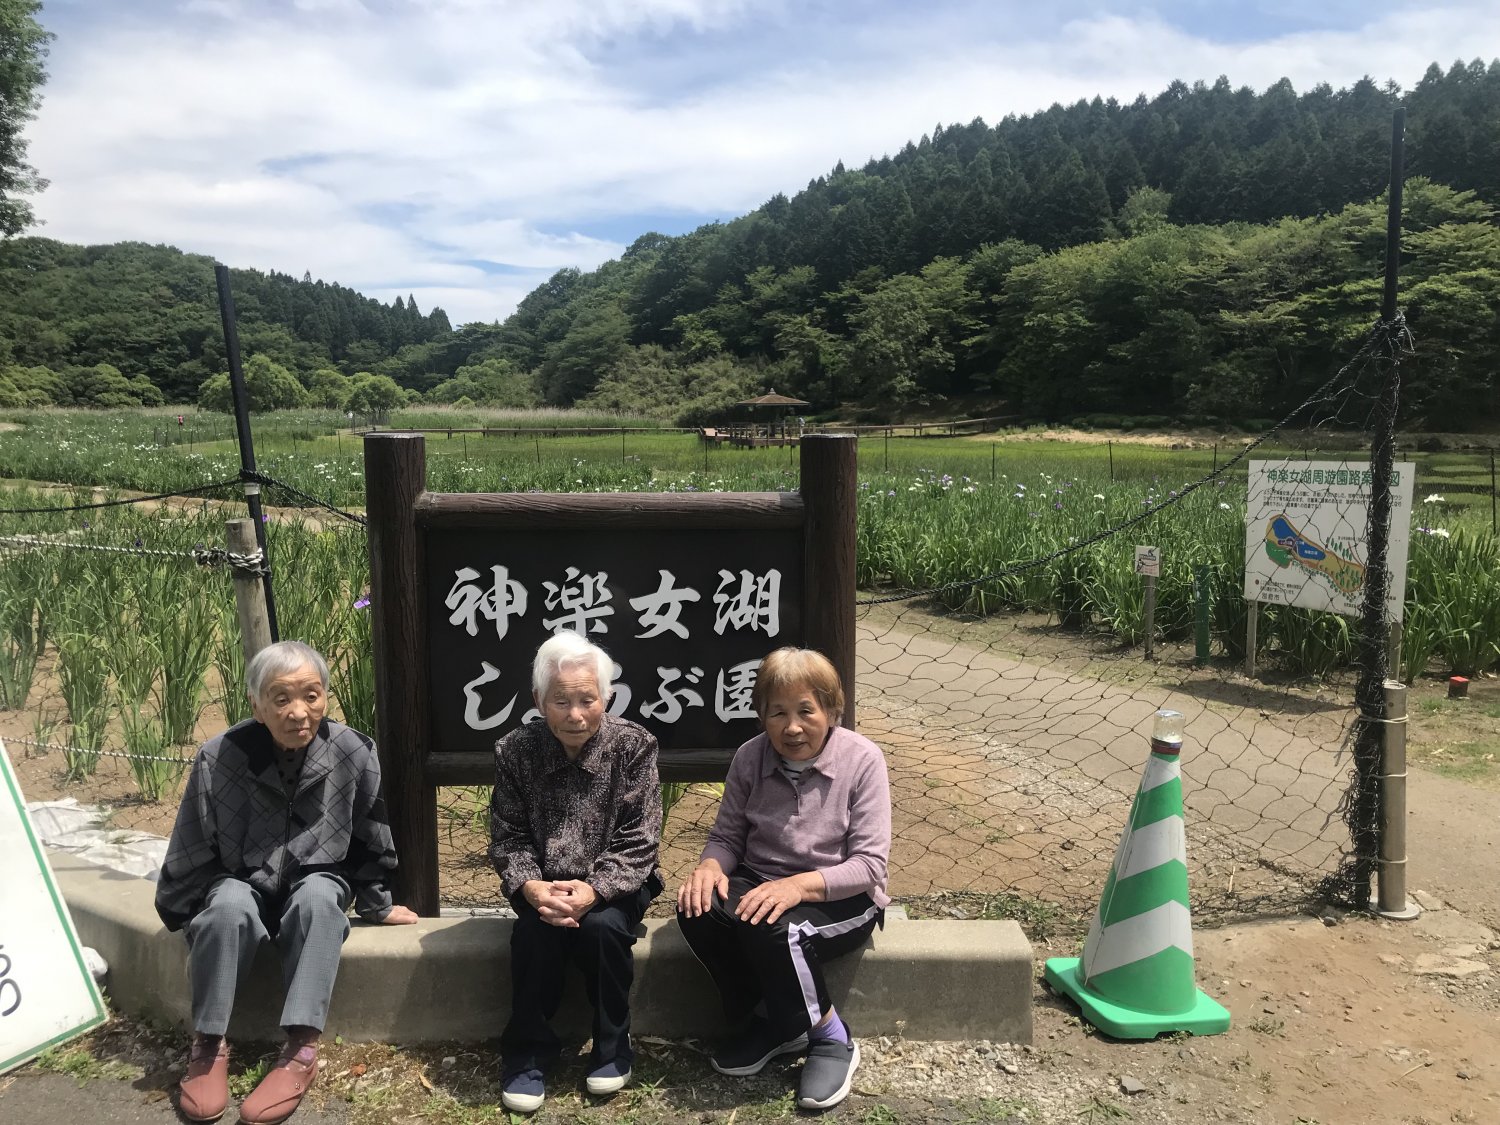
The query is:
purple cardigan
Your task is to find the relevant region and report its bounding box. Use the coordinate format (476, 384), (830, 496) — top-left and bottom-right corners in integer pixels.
(700, 725), (891, 907)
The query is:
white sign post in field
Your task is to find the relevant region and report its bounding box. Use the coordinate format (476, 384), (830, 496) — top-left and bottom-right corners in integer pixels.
(1135, 546), (1160, 658)
(0, 740), (108, 1074)
(1242, 460), (1415, 676)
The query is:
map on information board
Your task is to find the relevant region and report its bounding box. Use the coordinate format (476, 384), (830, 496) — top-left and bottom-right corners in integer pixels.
(0, 739), (107, 1074)
(1243, 460), (1414, 620)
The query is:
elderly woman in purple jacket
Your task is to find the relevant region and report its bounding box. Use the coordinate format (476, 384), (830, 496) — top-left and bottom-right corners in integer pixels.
(677, 647), (891, 1112)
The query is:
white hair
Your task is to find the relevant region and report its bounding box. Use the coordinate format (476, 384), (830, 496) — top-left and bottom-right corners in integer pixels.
(246, 640), (329, 701)
(531, 631), (613, 701)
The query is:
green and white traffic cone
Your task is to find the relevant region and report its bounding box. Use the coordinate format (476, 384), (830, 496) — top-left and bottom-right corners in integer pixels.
(1044, 709), (1230, 1039)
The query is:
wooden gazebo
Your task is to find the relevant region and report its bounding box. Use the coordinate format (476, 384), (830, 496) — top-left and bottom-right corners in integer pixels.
(734, 389), (810, 445)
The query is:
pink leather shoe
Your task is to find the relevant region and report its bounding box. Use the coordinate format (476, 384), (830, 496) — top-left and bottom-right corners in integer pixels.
(238, 1043), (319, 1125)
(177, 1035), (230, 1122)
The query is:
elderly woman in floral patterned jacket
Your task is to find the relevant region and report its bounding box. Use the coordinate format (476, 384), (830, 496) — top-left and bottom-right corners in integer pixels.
(156, 640), (417, 1125)
(488, 630), (663, 1115)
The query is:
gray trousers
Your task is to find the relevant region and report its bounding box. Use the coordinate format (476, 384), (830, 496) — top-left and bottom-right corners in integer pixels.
(184, 872), (352, 1036)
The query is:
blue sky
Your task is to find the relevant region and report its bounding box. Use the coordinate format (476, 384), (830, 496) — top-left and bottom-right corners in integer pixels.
(24, 0), (1499, 326)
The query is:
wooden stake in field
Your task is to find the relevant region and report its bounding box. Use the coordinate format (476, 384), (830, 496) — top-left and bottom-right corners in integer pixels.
(227, 518), (272, 668)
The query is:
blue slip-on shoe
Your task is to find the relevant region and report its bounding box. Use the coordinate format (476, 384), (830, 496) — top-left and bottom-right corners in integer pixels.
(797, 1036), (860, 1110)
(500, 1067), (545, 1114)
(584, 1057), (632, 1096)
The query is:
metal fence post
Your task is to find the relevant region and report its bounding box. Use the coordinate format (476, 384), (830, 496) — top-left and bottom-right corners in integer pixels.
(1372, 680), (1420, 918)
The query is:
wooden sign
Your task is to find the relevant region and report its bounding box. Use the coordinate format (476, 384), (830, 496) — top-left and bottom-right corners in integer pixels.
(364, 433), (858, 914)
(0, 740), (107, 1074)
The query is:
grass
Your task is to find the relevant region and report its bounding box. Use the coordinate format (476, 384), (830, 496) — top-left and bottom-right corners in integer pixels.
(228, 1055), (273, 1098)
(1075, 1096), (1133, 1121)
(901, 890), (1072, 940)
(963, 1097), (1038, 1122)
(1410, 740), (1500, 782)
(32, 1044), (142, 1085)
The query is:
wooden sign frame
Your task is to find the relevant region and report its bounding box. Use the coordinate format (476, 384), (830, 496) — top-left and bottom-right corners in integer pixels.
(365, 433), (857, 915)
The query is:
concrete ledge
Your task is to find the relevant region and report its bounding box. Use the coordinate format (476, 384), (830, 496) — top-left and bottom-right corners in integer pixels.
(52, 853), (1032, 1045)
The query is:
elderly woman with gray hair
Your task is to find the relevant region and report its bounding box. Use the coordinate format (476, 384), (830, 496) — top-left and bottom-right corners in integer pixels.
(155, 640), (417, 1125)
(489, 631), (663, 1114)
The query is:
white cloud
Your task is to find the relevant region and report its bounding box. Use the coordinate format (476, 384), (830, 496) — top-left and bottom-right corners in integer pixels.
(24, 0), (1500, 325)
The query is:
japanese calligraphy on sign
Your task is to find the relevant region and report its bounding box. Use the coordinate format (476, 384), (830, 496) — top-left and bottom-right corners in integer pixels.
(1243, 459), (1414, 620)
(426, 529), (802, 754)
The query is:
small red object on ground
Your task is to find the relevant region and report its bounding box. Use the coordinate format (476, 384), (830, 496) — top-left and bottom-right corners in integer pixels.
(1448, 676), (1469, 699)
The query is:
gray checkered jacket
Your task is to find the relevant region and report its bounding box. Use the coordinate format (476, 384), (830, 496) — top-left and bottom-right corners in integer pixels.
(155, 718), (398, 931)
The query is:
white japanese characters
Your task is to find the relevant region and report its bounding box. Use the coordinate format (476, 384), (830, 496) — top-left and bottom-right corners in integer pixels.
(446, 566), (528, 640)
(713, 568), (782, 636)
(451, 564), (784, 732)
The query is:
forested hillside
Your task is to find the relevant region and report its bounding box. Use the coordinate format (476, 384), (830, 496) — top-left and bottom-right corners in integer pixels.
(485, 60), (1500, 429)
(3, 61), (1498, 427)
(0, 239), (450, 406)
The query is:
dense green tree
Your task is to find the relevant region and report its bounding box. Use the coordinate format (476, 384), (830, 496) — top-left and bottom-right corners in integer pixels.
(307, 367), (352, 409)
(425, 357), (539, 407)
(0, 0), (51, 236)
(197, 354), (307, 412)
(846, 258), (977, 411)
(52, 363), (163, 407)
(537, 302), (631, 404)
(345, 372), (407, 422)
(0, 361), (55, 404)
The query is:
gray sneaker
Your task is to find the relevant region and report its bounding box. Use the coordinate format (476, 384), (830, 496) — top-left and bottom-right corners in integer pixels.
(710, 1019), (810, 1077)
(797, 1036), (860, 1110)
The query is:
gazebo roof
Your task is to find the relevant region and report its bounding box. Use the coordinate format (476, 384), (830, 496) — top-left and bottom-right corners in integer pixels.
(736, 389), (810, 407)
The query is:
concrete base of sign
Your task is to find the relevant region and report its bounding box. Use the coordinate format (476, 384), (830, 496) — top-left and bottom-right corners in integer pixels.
(51, 853), (1033, 1045)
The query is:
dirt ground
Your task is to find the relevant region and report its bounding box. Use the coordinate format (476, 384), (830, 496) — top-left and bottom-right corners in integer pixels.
(3, 904), (1496, 1125)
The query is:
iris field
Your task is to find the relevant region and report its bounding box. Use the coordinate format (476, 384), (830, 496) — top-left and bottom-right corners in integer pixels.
(1, 406), (1496, 803)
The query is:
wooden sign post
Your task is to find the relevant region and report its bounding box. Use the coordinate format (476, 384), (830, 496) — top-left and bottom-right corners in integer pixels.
(365, 433), (858, 916)
(1134, 546), (1160, 660)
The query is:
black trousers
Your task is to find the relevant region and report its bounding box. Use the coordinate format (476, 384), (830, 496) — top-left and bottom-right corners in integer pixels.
(501, 877), (659, 1074)
(677, 872), (881, 1043)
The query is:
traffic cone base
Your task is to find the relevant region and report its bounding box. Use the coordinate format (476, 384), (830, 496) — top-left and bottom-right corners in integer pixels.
(1044, 955), (1230, 1039)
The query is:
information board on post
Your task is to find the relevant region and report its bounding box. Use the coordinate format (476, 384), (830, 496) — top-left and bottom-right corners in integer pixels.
(1243, 460), (1415, 620)
(0, 739), (108, 1074)
(1133, 546), (1160, 577)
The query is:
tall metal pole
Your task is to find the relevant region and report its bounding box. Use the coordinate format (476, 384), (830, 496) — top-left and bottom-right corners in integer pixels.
(1352, 108), (1406, 909)
(1381, 108), (1407, 324)
(215, 263), (280, 641)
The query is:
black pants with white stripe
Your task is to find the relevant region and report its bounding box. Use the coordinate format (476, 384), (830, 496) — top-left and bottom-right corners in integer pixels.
(678, 872), (881, 1043)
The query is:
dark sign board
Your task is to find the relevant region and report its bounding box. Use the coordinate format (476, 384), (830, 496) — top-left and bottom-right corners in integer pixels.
(364, 432), (856, 913)
(425, 529), (803, 755)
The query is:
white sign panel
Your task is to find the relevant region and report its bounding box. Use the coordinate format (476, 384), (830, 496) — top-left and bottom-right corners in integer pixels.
(0, 740), (107, 1074)
(1133, 546), (1160, 577)
(1243, 460), (1415, 620)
